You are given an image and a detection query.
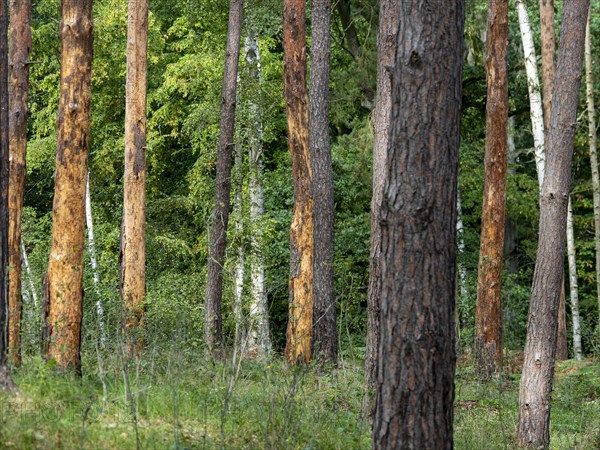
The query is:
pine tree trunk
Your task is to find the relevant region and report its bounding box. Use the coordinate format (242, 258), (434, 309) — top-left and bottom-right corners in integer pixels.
(336, 0), (359, 57)
(245, 33), (271, 355)
(46, 0), (94, 372)
(585, 6), (600, 329)
(517, 2), (589, 447)
(364, 0), (399, 401)
(372, 1), (464, 447)
(283, 0), (313, 365)
(86, 172), (105, 347)
(7, 0), (31, 367)
(539, 0), (555, 131)
(0, 0), (10, 381)
(310, 0), (337, 365)
(516, 0), (546, 186)
(204, 0), (243, 355)
(474, 0), (508, 381)
(566, 197), (583, 360)
(121, 0), (148, 351)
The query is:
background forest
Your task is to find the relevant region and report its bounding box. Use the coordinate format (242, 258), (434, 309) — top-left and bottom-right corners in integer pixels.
(1, 0), (599, 448)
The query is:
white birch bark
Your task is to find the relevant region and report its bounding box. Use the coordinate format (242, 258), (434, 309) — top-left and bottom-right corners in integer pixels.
(246, 32), (271, 355)
(516, 0), (546, 186)
(456, 189), (467, 299)
(20, 238), (38, 309)
(585, 7), (600, 328)
(232, 142), (245, 347)
(566, 198), (583, 360)
(86, 172), (105, 346)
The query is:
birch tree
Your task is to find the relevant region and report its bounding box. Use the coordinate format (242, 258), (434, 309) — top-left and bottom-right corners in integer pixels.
(46, 0), (94, 372)
(585, 4), (600, 328)
(7, 0), (31, 366)
(517, 1), (589, 446)
(566, 198), (583, 360)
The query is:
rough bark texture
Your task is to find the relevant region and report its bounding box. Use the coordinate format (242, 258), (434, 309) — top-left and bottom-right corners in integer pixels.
(517, 1), (589, 447)
(372, 1), (464, 447)
(539, 0), (555, 131)
(474, 0), (508, 381)
(0, 0), (9, 371)
(556, 280), (568, 360)
(336, 0), (359, 57)
(7, 0), (31, 366)
(46, 0), (94, 372)
(245, 33), (271, 355)
(310, 0), (337, 365)
(204, 0), (243, 355)
(283, 0), (313, 365)
(364, 0), (399, 402)
(121, 0), (148, 351)
(585, 7), (600, 328)
(566, 197), (583, 360)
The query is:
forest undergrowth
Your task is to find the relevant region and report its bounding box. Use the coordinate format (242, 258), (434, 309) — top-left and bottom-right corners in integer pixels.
(0, 350), (598, 449)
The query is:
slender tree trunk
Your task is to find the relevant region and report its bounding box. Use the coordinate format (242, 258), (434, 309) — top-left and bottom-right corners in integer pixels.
(204, 0), (243, 355)
(566, 197), (583, 360)
(474, 0), (508, 381)
(585, 6), (600, 329)
(86, 172), (105, 347)
(121, 0), (148, 352)
(372, 1), (465, 447)
(517, 2), (589, 447)
(0, 0), (13, 390)
(336, 0), (359, 57)
(21, 239), (37, 308)
(232, 142), (245, 348)
(310, 0), (336, 365)
(7, 0), (31, 367)
(556, 281), (568, 360)
(245, 33), (271, 355)
(46, 0), (94, 372)
(516, 0), (546, 186)
(540, 0), (555, 131)
(364, 0), (399, 403)
(505, 116), (519, 275)
(283, 0), (313, 365)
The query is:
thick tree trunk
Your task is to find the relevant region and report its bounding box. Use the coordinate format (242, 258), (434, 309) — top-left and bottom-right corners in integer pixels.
(585, 7), (600, 328)
(517, 1), (589, 447)
(0, 0), (10, 382)
(310, 0), (336, 365)
(86, 172), (105, 347)
(516, 0), (546, 186)
(566, 198), (583, 360)
(336, 0), (359, 57)
(204, 0), (243, 355)
(283, 0), (313, 365)
(7, 0), (31, 367)
(474, 0), (508, 381)
(245, 33), (271, 355)
(121, 0), (148, 351)
(364, 0), (399, 403)
(46, 0), (94, 372)
(372, 1), (464, 447)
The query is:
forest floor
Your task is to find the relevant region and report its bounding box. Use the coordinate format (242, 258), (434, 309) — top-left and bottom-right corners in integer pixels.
(0, 351), (598, 449)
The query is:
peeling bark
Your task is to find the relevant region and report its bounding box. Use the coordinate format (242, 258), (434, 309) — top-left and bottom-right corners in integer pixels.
(283, 0), (313, 364)
(121, 0), (148, 352)
(474, 0), (508, 381)
(7, 0), (31, 367)
(46, 0), (94, 372)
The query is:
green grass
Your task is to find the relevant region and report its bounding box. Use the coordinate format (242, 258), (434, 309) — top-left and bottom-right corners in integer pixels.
(0, 351), (598, 449)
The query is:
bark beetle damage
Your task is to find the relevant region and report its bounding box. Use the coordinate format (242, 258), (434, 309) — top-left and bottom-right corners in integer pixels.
(132, 120), (146, 176)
